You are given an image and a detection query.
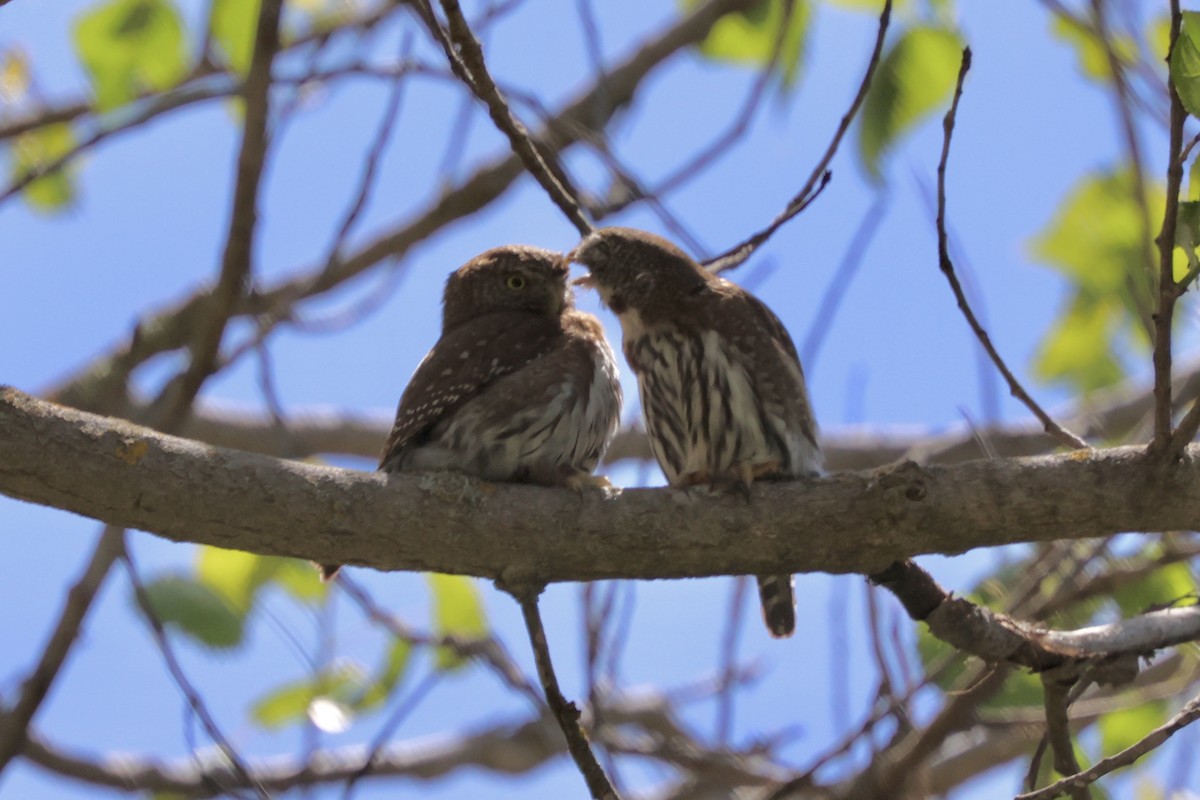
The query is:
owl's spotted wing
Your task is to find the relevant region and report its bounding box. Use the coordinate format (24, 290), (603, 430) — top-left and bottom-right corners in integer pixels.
(705, 281), (819, 454)
(379, 313), (562, 469)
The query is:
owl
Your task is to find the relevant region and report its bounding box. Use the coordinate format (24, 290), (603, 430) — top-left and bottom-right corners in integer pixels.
(319, 245), (622, 580)
(570, 227), (821, 638)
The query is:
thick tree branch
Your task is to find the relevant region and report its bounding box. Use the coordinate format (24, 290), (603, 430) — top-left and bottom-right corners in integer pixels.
(6, 387), (1200, 584)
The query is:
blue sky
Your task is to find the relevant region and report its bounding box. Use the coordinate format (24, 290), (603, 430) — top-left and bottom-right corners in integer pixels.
(0, 0), (1178, 798)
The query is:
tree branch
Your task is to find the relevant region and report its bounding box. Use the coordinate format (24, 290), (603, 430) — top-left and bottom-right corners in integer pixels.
(512, 587), (619, 799)
(426, 0), (593, 233)
(7, 387), (1200, 583)
(933, 47), (1087, 451)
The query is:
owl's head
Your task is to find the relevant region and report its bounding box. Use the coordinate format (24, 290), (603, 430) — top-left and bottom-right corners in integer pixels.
(442, 245), (572, 332)
(569, 227), (708, 316)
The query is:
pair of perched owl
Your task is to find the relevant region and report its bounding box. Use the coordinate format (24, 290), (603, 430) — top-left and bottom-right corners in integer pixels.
(337, 228), (822, 639)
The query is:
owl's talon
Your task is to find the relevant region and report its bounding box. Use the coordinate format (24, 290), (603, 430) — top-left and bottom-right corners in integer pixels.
(565, 473), (621, 499)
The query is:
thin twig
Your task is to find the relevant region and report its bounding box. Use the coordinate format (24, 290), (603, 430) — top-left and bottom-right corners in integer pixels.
(340, 671), (440, 798)
(800, 195), (886, 369)
(337, 575), (543, 707)
(512, 586), (619, 799)
(1039, 676), (1093, 800)
(715, 576), (750, 744)
(1090, 0), (1157, 343)
(703, 0), (892, 274)
(157, 0), (283, 431)
(1155, 1), (1188, 454)
(933, 47), (1088, 451)
(122, 541), (269, 800)
(425, 0), (593, 233)
(0, 525), (123, 774)
(319, 36), (413, 276)
(1016, 687), (1200, 800)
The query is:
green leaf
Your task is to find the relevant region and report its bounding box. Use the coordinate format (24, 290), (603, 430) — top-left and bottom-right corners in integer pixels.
(355, 639), (413, 710)
(427, 573), (488, 671)
(251, 663), (363, 729)
(1099, 700), (1166, 756)
(682, 0), (811, 88)
(1030, 168), (1165, 392)
(1033, 297), (1125, 393)
(1171, 12), (1200, 119)
(138, 575), (244, 649)
(1051, 16), (1138, 82)
(1113, 562), (1196, 616)
(0, 47), (31, 103)
(211, 0), (261, 76)
(273, 558), (329, 604)
(196, 546), (277, 613)
(858, 26), (964, 180)
(10, 124), (77, 212)
(73, 0), (187, 111)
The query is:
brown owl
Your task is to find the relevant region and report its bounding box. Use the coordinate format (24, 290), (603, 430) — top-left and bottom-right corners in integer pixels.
(570, 227), (821, 638)
(319, 245), (622, 580)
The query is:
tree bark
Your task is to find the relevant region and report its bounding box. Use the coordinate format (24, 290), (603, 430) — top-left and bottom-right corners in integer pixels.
(2, 387), (1196, 583)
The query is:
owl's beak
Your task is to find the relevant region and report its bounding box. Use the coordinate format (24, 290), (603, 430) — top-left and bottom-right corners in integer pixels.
(571, 273), (597, 289)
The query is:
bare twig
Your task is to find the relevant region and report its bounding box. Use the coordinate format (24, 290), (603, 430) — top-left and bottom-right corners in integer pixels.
(122, 541), (269, 800)
(1157, 1), (1188, 455)
(800, 195), (887, 369)
(511, 586), (619, 799)
(715, 576), (750, 744)
(426, 0), (593, 233)
(703, 0), (892, 274)
(340, 672), (439, 798)
(337, 574), (542, 707)
(0, 526), (123, 774)
(157, 0), (283, 431)
(1039, 676), (1092, 800)
(933, 47), (1088, 451)
(1090, 0), (1157, 343)
(319, 36), (413, 276)
(1016, 687), (1200, 800)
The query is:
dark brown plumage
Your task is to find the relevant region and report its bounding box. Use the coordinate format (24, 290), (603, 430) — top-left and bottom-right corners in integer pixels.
(571, 227), (821, 638)
(319, 245), (622, 580)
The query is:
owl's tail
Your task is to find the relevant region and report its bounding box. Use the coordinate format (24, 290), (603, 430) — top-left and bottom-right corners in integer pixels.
(757, 574), (795, 638)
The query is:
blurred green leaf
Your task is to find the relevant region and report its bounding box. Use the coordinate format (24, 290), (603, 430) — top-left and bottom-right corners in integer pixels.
(1030, 169), (1164, 392)
(196, 546), (278, 613)
(1171, 12), (1200, 118)
(1099, 700), (1166, 757)
(273, 558), (329, 604)
(211, 0), (261, 76)
(1149, 14), (1172, 61)
(1051, 16), (1137, 82)
(251, 663), (363, 729)
(427, 573), (488, 671)
(822, 0), (904, 11)
(1033, 297), (1125, 393)
(10, 123), (77, 212)
(355, 639), (413, 710)
(858, 25), (963, 180)
(73, 0), (187, 111)
(138, 575), (244, 649)
(1113, 562), (1196, 616)
(0, 47), (31, 104)
(682, 0), (811, 88)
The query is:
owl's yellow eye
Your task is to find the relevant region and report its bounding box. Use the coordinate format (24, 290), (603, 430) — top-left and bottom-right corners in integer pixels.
(506, 275), (526, 290)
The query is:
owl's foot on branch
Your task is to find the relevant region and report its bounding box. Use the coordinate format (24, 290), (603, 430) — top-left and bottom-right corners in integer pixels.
(564, 472), (621, 499)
